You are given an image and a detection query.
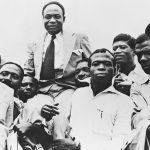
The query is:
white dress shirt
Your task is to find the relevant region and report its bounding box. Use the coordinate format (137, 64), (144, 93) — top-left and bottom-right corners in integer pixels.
(70, 85), (133, 150)
(43, 32), (64, 69)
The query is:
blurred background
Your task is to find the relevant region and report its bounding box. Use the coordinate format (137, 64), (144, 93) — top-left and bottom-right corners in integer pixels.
(0, 0), (150, 66)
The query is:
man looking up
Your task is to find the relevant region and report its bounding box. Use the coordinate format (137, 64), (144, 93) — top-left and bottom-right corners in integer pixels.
(24, 1), (91, 138)
(112, 33), (146, 95)
(75, 59), (90, 88)
(70, 49), (133, 150)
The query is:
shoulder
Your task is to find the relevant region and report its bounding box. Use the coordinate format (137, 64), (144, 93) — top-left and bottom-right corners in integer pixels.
(27, 32), (46, 51)
(106, 87), (133, 107)
(63, 29), (89, 39)
(116, 92), (134, 109)
(71, 86), (91, 101)
(74, 86), (91, 94)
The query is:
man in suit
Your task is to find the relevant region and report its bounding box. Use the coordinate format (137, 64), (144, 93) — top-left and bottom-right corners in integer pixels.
(24, 1), (91, 139)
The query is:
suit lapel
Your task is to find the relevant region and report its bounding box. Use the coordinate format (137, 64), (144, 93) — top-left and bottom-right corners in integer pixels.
(34, 33), (47, 80)
(63, 30), (76, 71)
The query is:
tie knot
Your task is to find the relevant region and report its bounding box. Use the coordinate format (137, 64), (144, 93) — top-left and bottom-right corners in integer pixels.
(52, 35), (56, 40)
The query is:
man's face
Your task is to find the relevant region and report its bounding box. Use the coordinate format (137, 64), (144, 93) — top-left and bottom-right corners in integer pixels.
(18, 76), (37, 101)
(113, 41), (134, 65)
(0, 64), (22, 90)
(43, 4), (65, 35)
(75, 61), (90, 81)
(136, 40), (150, 74)
(90, 52), (115, 83)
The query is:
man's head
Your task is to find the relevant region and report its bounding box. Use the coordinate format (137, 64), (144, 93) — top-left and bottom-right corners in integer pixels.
(0, 62), (24, 91)
(112, 33), (135, 65)
(42, 1), (65, 35)
(135, 33), (150, 74)
(75, 59), (90, 87)
(88, 48), (116, 84)
(18, 75), (38, 102)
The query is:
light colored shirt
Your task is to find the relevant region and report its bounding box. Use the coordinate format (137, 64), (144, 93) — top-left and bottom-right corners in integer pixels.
(130, 75), (150, 110)
(70, 86), (133, 150)
(0, 82), (14, 127)
(130, 75), (150, 128)
(127, 63), (147, 84)
(0, 82), (14, 150)
(43, 32), (64, 69)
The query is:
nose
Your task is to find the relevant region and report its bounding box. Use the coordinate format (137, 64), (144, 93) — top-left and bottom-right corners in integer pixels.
(26, 84), (31, 89)
(140, 54), (147, 63)
(98, 64), (105, 70)
(49, 17), (56, 23)
(4, 74), (11, 80)
(114, 47), (122, 54)
(78, 72), (85, 79)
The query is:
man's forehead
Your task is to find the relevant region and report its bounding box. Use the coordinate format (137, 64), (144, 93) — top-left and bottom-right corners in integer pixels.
(0, 64), (21, 74)
(113, 41), (128, 46)
(91, 52), (114, 62)
(136, 40), (150, 48)
(44, 4), (63, 14)
(22, 76), (34, 83)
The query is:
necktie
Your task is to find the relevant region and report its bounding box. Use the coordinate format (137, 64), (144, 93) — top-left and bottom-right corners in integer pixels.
(40, 35), (56, 80)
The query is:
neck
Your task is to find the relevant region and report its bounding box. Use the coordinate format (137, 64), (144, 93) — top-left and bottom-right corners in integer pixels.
(119, 61), (135, 75)
(91, 79), (112, 96)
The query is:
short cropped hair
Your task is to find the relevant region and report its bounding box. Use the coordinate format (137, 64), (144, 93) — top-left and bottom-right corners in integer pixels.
(136, 33), (150, 45)
(0, 62), (24, 80)
(76, 58), (89, 68)
(42, 1), (65, 17)
(88, 48), (115, 67)
(113, 33), (136, 50)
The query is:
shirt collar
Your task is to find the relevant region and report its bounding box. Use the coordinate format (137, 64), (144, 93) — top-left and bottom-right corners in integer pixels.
(89, 82), (120, 97)
(44, 32), (62, 41)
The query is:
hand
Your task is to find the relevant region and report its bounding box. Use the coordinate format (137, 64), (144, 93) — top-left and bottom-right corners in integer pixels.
(14, 122), (32, 136)
(52, 138), (80, 150)
(41, 103), (59, 121)
(114, 74), (132, 95)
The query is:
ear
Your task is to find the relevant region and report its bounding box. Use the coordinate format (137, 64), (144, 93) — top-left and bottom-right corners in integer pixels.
(113, 65), (117, 76)
(63, 16), (66, 22)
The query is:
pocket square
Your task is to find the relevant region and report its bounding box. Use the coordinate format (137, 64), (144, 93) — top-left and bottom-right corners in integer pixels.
(72, 49), (83, 56)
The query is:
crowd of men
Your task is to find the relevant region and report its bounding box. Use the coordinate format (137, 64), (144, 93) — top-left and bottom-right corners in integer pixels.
(1, 1), (150, 150)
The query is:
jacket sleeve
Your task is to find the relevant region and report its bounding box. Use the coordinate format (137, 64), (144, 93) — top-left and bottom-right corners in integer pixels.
(80, 34), (92, 59)
(24, 43), (36, 77)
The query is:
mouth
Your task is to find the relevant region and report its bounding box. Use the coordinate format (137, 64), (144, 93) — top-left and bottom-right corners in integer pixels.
(96, 73), (107, 76)
(24, 91), (32, 95)
(141, 65), (150, 70)
(115, 55), (123, 60)
(48, 25), (57, 29)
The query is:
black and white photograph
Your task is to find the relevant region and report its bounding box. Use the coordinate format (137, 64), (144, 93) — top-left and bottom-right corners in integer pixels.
(0, 0), (150, 149)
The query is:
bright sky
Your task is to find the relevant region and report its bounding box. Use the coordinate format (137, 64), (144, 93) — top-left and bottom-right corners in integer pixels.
(0, 0), (150, 66)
